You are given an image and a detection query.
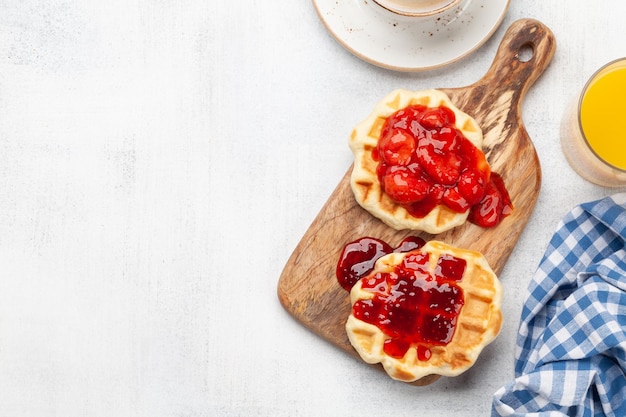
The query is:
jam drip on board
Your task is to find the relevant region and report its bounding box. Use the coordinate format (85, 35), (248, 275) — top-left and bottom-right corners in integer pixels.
(371, 104), (513, 227)
(336, 236), (425, 292)
(337, 236), (466, 361)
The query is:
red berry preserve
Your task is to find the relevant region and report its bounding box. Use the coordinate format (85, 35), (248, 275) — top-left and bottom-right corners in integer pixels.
(372, 104), (513, 227)
(337, 236), (467, 360)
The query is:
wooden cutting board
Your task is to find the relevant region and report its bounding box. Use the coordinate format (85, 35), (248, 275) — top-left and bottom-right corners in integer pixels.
(277, 18), (556, 384)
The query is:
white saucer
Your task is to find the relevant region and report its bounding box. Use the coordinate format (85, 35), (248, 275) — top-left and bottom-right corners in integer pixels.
(312, 0), (510, 72)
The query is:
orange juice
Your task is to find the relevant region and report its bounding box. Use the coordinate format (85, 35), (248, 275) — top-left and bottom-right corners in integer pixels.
(560, 59), (626, 186)
(580, 64), (626, 170)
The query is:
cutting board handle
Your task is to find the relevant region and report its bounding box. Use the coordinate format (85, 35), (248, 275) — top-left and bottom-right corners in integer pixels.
(479, 18), (556, 101)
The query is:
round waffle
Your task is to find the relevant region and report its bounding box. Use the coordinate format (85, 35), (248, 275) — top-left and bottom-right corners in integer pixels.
(346, 240), (502, 383)
(349, 89), (484, 233)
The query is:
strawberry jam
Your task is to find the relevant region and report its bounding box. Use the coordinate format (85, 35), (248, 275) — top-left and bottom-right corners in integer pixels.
(353, 248), (466, 360)
(336, 237), (393, 292)
(372, 104), (513, 227)
(336, 236), (425, 292)
(337, 237), (467, 360)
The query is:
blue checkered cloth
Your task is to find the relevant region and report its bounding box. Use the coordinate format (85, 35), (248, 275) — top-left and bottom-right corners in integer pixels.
(492, 193), (626, 417)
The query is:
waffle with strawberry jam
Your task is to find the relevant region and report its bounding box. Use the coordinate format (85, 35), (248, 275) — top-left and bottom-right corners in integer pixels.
(339, 237), (503, 383)
(349, 89), (512, 233)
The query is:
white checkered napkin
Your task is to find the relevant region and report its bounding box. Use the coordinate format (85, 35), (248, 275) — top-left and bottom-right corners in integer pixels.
(492, 193), (626, 417)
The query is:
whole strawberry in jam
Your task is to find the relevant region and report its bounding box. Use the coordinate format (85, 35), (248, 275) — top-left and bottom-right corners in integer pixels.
(469, 172), (513, 227)
(374, 104), (512, 228)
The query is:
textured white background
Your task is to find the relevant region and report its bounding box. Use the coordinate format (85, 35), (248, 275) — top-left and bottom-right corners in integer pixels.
(0, 1), (625, 416)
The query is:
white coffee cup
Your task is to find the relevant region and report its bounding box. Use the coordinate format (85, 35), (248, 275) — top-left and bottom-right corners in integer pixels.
(372, 0), (465, 18)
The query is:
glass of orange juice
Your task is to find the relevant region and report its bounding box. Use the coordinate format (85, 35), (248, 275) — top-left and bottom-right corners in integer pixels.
(561, 58), (626, 187)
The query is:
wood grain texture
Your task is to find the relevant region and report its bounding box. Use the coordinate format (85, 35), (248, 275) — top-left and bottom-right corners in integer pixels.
(277, 19), (556, 384)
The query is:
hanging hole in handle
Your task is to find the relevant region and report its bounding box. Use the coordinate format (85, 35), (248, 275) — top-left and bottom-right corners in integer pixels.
(517, 43), (534, 63)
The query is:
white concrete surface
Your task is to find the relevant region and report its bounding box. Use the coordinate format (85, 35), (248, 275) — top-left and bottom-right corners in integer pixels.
(0, 1), (624, 416)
